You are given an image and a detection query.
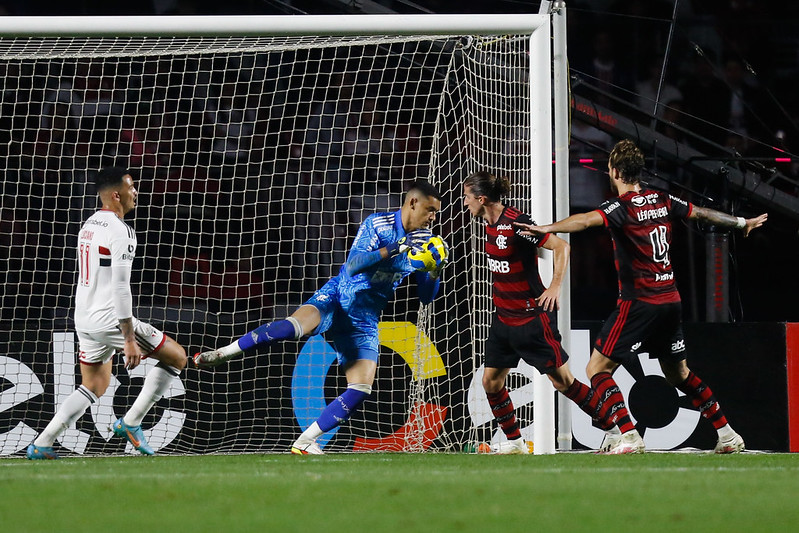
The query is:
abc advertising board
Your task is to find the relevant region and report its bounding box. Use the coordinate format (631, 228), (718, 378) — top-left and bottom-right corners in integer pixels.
(570, 322), (792, 452)
(1, 320), (796, 455)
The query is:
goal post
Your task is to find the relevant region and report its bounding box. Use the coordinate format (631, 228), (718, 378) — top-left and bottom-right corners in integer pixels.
(0, 13), (563, 456)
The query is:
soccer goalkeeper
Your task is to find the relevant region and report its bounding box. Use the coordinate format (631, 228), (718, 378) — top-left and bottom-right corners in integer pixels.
(194, 179), (448, 454)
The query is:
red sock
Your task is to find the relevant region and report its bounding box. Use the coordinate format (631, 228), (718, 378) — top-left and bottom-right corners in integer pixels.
(590, 372), (636, 434)
(564, 379), (613, 430)
(486, 387), (521, 440)
(677, 371), (728, 429)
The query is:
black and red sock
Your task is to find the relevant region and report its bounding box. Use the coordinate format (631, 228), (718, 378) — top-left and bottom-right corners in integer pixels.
(677, 371), (728, 429)
(564, 379), (613, 431)
(486, 387), (522, 440)
(590, 372), (636, 434)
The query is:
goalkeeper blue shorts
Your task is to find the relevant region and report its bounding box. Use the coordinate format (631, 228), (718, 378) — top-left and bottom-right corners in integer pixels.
(305, 278), (380, 366)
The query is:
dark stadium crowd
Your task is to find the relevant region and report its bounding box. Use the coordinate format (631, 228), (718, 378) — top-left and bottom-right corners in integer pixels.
(2, 0), (799, 325)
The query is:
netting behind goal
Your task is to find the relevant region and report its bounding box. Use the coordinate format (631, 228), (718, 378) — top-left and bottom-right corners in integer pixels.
(0, 23), (548, 455)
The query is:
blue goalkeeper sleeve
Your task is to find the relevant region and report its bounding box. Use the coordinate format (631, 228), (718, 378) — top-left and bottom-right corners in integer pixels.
(415, 271), (440, 305)
(344, 249), (385, 278)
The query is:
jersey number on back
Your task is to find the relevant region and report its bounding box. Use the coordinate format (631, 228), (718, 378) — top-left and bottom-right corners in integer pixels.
(648, 226), (670, 267)
(79, 241), (91, 286)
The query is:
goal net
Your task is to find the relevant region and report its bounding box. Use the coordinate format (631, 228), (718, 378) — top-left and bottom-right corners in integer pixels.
(0, 15), (553, 456)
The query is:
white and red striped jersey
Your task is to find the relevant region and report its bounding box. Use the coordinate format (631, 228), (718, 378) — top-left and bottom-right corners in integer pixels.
(74, 209), (136, 333)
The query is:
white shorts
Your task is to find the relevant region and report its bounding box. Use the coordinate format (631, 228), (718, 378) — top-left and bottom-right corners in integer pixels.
(77, 318), (166, 365)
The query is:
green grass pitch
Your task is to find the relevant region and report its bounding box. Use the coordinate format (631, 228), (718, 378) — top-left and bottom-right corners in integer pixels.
(2, 452), (798, 532)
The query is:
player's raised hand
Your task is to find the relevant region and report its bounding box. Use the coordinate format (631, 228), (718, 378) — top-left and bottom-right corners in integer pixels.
(743, 213), (767, 237)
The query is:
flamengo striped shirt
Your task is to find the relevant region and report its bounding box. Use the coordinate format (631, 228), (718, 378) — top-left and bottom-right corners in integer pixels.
(596, 188), (693, 304)
(485, 206), (550, 326)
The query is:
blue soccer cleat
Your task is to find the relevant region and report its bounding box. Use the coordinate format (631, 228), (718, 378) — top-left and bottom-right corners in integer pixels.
(112, 417), (154, 456)
(27, 443), (59, 460)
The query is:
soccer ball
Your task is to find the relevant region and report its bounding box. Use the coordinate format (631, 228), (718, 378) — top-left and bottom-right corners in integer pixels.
(407, 235), (448, 272)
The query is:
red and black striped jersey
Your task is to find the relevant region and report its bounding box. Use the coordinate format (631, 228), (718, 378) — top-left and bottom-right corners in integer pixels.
(485, 206), (550, 326)
(595, 189), (693, 304)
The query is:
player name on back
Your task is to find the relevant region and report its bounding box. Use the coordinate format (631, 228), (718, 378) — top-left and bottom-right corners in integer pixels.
(636, 206), (668, 221)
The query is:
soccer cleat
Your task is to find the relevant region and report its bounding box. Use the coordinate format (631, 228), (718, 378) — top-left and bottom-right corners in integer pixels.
(598, 431), (623, 454)
(26, 443), (59, 460)
(112, 417), (154, 456)
(193, 349), (237, 368)
(714, 432), (745, 454)
(492, 438), (529, 455)
(290, 439), (324, 455)
(605, 430), (645, 455)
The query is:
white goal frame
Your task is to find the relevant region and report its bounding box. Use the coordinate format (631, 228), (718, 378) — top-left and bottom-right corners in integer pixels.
(0, 12), (568, 456)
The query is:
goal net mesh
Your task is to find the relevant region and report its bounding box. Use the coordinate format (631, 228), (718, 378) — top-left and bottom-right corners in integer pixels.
(0, 30), (541, 455)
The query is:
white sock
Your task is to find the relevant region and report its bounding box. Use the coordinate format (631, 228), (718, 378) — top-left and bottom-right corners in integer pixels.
(297, 422), (323, 443)
(606, 426), (621, 436)
(34, 385), (97, 447)
(717, 423), (736, 440)
(123, 364), (179, 427)
(220, 341), (241, 357)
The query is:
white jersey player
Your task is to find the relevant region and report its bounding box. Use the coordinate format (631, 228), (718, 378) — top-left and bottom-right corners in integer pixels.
(27, 167), (187, 460)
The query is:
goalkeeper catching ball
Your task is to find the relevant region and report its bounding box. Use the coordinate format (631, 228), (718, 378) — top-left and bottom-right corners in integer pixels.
(194, 179), (448, 454)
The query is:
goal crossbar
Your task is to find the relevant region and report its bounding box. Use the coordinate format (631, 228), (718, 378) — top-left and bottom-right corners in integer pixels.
(0, 14), (547, 38)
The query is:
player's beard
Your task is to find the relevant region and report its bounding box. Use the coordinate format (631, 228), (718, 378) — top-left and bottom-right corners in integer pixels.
(609, 176), (618, 195)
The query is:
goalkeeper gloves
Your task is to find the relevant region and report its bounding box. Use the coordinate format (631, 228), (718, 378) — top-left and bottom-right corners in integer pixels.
(386, 228), (433, 258)
(428, 237), (451, 278)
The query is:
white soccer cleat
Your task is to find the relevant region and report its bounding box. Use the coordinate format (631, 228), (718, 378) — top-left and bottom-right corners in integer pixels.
(605, 430), (645, 455)
(714, 432), (745, 454)
(598, 430), (623, 454)
(291, 439), (324, 455)
(492, 438), (529, 455)
(193, 349), (238, 368)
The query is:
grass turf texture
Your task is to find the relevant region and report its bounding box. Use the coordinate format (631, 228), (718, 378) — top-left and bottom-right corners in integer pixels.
(2, 452), (798, 532)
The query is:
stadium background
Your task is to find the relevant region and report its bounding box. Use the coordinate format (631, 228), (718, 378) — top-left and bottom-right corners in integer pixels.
(1, 2), (799, 454)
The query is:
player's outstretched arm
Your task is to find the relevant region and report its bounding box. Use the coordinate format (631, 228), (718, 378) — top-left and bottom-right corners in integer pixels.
(689, 208), (768, 237)
(515, 211), (604, 236)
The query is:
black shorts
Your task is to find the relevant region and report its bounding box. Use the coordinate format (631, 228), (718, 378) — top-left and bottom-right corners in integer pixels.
(594, 300), (687, 363)
(484, 311), (568, 374)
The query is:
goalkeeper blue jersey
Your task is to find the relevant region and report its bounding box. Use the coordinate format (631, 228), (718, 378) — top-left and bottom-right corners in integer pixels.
(305, 209), (438, 362)
(336, 209), (415, 315)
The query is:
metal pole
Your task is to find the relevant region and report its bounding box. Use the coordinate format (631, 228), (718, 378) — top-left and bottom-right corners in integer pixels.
(530, 11), (556, 456)
(651, 0), (681, 124)
(550, 0), (573, 452)
(705, 232), (730, 322)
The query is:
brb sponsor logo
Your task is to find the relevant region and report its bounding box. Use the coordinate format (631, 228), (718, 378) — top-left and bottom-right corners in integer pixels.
(0, 332), (185, 456)
(487, 258), (510, 273)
